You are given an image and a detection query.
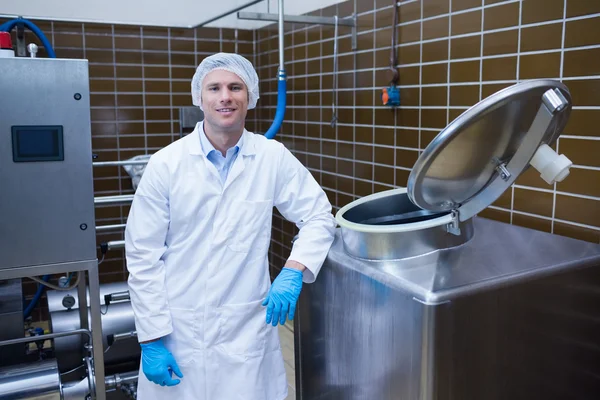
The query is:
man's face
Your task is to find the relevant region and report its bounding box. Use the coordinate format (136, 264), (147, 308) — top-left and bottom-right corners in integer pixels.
(201, 69), (249, 133)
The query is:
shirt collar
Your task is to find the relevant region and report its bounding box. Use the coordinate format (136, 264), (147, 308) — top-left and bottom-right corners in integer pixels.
(188, 121), (256, 157)
(199, 123), (243, 158)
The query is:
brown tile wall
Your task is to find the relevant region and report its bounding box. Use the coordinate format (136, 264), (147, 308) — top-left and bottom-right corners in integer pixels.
(258, 0), (600, 275)
(5, 0), (600, 318)
(1, 18), (255, 320)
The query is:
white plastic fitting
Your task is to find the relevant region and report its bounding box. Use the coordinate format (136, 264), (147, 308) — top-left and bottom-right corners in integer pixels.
(529, 144), (572, 185)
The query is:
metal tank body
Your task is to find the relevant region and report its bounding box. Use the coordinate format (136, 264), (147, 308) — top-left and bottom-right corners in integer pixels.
(295, 218), (600, 400)
(0, 360), (62, 400)
(47, 282), (139, 373)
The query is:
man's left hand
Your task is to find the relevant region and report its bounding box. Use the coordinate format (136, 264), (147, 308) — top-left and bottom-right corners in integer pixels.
(262, 265), (304, 326)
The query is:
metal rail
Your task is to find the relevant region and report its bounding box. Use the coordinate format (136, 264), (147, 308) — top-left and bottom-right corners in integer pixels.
(94, 195), (134, 205)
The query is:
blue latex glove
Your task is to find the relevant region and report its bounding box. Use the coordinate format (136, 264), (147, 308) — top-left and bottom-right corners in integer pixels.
(262, 267), (303, 326)
(140, 339), (183, 386)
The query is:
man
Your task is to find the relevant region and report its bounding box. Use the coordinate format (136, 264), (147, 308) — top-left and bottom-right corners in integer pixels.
(125, 52), (336, 400)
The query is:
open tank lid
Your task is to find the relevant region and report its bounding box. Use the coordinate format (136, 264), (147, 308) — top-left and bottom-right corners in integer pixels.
(407, 79), (572, 222)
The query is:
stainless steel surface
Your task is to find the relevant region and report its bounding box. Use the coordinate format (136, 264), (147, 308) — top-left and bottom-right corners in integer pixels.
(407, 80), (571, 218)
(296, 220), (600, 399)
(48, 282), (129, 312)
(542, 87), (569, 112)
(107, 240), (125, 251)
(0, 359), (61, 400)
(111, 331), (137, 343)
(62, 377), (90, 400)
(0, 263), (106, 400)
(94, 195), (134, 205)
(49, 294), (138, 373)
(96, 224), (127, 232)
(457, 100), (554, 222)
(109, 291), (130, 302)
(0, 57), (97, 271)
(0, 260), (97, 281)
(338, 191), (473, 260)
(89, 265), (107, 400)
(0, 279), (24, 365)
(93, 160), (148, 167)
(16, 23), (25, 57)
(237, 12), (356, 26)
(179, 106), (203, 138)
(105, 372), (138, 391)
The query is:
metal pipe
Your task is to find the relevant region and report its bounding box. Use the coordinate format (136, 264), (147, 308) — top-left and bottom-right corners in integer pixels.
(93, 160), (149, 167)
(0, 328), (91, 347)
(0, 359), (62, 400)
(108, 290), (130, 302)
(107, 240), (125, 251)
(278, 0), (284, 70)
(237, 12), (356, 27)
(193, 0), (264, 27)
(96, 223), (127, 232)
(105, 371), (138, 391)
(110, 330), (137, 344)
(94, 195), (134, 205)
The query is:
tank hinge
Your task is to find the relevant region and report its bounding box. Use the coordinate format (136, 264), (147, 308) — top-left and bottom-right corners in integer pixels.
(446, 210), (461, 236)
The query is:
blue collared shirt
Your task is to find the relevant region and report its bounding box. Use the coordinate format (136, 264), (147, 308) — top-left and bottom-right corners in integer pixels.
(200, 127), (242, 185)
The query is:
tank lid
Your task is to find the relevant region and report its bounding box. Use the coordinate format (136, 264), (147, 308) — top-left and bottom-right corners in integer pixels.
(407, 79), (572, 222)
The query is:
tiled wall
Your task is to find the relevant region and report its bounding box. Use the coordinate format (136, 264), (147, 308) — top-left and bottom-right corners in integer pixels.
(259, 0), (600, 274)
(5, 0), (600, 318)
(1, 18), (255, 320)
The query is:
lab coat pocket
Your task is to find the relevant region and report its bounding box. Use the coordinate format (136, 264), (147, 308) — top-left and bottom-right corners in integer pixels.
(227, 199), (272, 253)
(162, 308), (196, 366)
(216, 300), (267, 357)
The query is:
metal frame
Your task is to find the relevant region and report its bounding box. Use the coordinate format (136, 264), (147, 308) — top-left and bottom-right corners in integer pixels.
(238, 12), (358, 50)
(0, 260), (106, 400)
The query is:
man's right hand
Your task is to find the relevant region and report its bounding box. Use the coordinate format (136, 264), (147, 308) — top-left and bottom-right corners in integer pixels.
(140, 338), (183, 386)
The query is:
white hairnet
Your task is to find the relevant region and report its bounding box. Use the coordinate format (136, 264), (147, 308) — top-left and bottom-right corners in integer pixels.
(191, 53), (260, 110)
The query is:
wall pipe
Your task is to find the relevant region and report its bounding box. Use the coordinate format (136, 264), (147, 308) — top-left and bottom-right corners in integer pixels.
(264, 0), (287, 139)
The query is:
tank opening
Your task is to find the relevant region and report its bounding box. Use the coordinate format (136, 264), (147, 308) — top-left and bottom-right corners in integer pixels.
(342, 193), (449, 226)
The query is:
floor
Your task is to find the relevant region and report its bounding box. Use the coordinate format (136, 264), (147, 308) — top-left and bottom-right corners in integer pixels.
(279, 323), (296, 400)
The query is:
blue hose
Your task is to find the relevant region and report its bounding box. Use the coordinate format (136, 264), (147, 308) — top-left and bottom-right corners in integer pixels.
(0, 18), (56, 58)
(264, 69), (287, 139)
(1, 17), (57, 318)
(23, 276), (51, 319)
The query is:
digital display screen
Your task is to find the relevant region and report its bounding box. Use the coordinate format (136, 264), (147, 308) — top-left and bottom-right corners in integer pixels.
(12, 126), (64, 162)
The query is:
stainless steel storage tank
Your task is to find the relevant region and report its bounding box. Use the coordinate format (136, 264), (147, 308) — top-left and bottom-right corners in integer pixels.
(295, 80), (600, 400)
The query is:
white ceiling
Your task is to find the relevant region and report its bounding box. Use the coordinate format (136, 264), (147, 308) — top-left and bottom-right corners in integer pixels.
(0, 0), (347, 30)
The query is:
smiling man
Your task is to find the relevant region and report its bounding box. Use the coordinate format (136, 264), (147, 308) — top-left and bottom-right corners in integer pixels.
(124, 53), (336, 400)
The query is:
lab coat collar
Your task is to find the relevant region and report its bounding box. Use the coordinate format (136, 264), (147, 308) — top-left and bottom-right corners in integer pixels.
(188, 121), (256, 157)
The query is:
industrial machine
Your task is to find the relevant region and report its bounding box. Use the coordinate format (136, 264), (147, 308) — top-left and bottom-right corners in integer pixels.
(0, 25), (141, 399)
(295, 81), (600, 399)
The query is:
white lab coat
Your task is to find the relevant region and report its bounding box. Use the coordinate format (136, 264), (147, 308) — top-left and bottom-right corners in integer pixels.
(125, 122), (336, 400)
